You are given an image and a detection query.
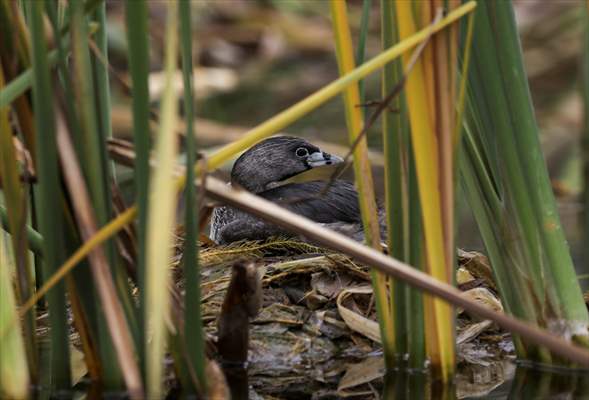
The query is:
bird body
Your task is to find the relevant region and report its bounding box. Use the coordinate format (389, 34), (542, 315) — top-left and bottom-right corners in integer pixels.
(210, 136), (384, 244)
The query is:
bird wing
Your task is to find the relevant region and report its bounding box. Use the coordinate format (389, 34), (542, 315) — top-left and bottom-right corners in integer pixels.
(259, 180), (362, 224)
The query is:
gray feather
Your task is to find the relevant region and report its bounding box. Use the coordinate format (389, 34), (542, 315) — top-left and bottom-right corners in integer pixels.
(209, 136), (386, 244)
(211, 181), (386, 244)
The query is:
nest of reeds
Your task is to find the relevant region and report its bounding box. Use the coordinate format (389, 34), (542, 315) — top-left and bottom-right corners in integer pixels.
(170, 236), (514, 398)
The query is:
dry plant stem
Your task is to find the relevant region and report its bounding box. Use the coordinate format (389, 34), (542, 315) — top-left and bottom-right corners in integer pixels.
(55, 107), (143, 399)
(202, 176), (589, 367)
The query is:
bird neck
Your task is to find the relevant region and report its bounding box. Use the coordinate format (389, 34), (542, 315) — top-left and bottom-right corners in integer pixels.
(230, 173), (267, 194)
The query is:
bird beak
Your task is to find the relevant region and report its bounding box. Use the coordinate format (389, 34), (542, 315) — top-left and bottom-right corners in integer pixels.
(307, 151), (344, 168)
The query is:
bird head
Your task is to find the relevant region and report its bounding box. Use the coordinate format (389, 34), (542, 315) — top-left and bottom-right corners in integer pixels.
(230, 136), (343, 193)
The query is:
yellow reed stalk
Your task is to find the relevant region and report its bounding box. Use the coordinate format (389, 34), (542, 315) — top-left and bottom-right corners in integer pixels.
(329, 0), (395, 364)
(15, 2), (477, 331)
(145, 2), (179, 398)
(394, 0), (462, 382)
(420, 3), (437, 130)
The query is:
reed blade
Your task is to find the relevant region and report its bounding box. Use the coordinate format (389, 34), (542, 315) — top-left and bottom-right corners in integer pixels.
(25, 0), (71, 387)
(124, 0), (152, 371)
(91, 2), (114, 178)
(0, 206), (43, 256)
(56, 101), (144, 397)
(145, 2), (180, 397)
(462, 0), (589, 359)
(380, 1), (407, 363)
(179, 0), (207, 393)
(329, 0), (396, 369)
(70, 0), (139, 385)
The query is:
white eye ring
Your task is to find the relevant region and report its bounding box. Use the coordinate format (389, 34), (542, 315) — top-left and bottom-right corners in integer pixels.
(295, 147), (309, 158)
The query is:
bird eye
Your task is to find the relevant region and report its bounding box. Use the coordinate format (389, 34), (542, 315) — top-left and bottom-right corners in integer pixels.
(295, 147), (309, 158)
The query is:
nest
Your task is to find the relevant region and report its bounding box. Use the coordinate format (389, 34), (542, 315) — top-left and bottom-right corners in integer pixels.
(170, 237), (514, 398)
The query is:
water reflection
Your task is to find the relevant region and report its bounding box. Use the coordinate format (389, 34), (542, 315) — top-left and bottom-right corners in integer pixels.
(506, 364), (589, 399)
(380, 363), (589, 399)
(382, 371), (432, 399)
(32, 338), (589, 399)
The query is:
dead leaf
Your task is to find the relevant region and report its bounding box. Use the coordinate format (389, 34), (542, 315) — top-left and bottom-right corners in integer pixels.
(336, 286), (380, 343)
(337, 356), (385, 396)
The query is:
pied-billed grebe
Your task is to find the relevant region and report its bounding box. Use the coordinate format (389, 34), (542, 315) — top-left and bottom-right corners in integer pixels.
(210, 136), (385, 244)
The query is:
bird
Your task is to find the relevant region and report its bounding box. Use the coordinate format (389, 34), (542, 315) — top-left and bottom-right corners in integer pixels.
(210, 136), (385, 244)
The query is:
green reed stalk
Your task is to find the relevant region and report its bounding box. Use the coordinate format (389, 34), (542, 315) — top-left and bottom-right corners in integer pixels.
(92, 2), (115, 179)
(70, 0), (110, 258)
(70, 1), (135, 385)
(45, 5), (111, 381)
(461, 0), (589, 361)
(45, 1), (80, 148)
(382, 0), (407, 357)
(0, 0), (103, 110)
(459, 126), (531, 355)
(0, 206), (43, 256)
(380, 0), (425, 368)
(25, 0), (71, 387)
(124, 0), (151, 372)
(179, 0), (207, 393)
